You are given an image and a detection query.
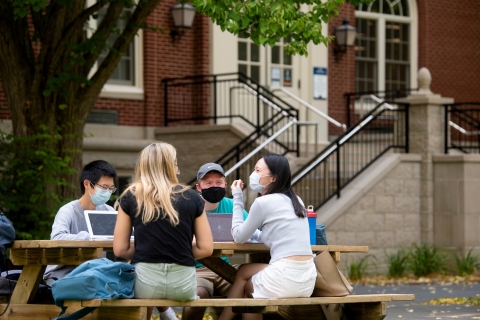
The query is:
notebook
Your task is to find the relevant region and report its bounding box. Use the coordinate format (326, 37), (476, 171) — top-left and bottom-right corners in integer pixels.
(84, 210), (134, 241)
(206, 213), (234, 242)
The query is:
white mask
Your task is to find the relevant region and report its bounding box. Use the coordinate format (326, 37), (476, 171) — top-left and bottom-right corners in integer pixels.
(249, 172), (271, 193)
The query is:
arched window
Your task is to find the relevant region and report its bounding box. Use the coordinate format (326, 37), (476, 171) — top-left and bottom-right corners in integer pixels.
(356, 0), (415, 92)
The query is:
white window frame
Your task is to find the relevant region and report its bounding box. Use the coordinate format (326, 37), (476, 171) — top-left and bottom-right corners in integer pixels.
(86, 1), (144, 100)
(355, 0), (418, 92)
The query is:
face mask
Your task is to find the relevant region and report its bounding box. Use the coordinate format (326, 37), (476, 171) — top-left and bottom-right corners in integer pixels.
(89, 187), (111, 206)
(201, 187), (226, 203)
(249, 172), (271, 193)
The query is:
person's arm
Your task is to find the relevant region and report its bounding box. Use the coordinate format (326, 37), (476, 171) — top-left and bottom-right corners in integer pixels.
(193, 211), (213, 259)
(113, 207), (134, 260)
(231, 186), (264, 243)
(51, 209), (91, 240)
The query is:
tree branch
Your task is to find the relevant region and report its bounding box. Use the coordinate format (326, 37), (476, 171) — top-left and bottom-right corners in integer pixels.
(30, 6), (47, 43)
(79, 0), (162, 112)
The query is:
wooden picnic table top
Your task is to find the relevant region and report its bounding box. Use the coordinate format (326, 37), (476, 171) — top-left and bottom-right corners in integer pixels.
(10, 240), (368, 254)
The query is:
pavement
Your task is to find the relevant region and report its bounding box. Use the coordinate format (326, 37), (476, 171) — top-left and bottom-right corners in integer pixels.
(352, 283), (480, 319)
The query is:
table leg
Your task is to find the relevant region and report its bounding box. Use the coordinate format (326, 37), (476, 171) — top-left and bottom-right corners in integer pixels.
(197, 257), (237, 284)
(10, 265), (46, 304)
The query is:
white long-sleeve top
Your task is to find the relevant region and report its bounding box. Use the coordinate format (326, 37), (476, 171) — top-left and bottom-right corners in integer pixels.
(231, 188), (313, 263)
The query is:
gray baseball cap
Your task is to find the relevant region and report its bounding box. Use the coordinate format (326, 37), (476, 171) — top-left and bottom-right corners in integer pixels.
(197, 163), (225, 180)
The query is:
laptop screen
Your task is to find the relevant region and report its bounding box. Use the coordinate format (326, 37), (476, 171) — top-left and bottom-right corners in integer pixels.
(207, 213), (233, 242)
(84, 211), (118, 238)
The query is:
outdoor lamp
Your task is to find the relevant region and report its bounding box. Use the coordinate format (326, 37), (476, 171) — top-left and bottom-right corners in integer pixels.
(333, 18), (357, 61)
(170, 3), (196, 44)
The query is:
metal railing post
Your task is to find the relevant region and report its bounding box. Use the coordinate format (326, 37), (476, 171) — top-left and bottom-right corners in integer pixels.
(336, 141), (341, 198)
(213, 75), (218, 124)
(164, 80), (168, 127)
(405, 104), (409, 153)
(444, 104), (448, 154)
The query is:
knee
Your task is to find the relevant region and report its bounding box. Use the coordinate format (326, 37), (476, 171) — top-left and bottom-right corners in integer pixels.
(196, 286), (210, 299)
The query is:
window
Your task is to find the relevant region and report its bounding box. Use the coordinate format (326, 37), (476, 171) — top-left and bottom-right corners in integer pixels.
(87, 2), (144, 100)
(238, 32), (261, 82)
(270, 37), (293, 87)
(356, 0), (415, 92)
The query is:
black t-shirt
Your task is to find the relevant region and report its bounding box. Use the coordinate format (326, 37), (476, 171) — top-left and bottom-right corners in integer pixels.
(119, 187), (204, 266)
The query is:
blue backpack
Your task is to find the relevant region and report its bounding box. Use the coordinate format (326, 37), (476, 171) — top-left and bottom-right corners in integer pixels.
(51, 258), (135, 320)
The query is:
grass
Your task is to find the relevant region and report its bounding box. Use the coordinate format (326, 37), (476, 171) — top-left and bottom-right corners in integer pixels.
(347, 254), (374, 281)
(408, 243), (448, 277)
(386, 248), (410, 278)
(454, 248), (480, 276)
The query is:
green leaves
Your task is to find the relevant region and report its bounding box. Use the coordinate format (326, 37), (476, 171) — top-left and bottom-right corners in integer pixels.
(192, 0), (372, 56)
(10, 0), (48, 19)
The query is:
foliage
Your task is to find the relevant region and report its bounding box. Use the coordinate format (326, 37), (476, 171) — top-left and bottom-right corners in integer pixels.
(386, 248), (410, 278)
(408, 243), (448, 277)
(424, 296), (480, 306)
(0, 129), (76, 239)
(454, 248), (480, 276)
(194, 0), (373, 56)
(347, 254), (374, 281)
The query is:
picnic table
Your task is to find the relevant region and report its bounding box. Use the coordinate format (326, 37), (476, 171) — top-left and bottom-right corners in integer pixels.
(0, 240), (405, 320)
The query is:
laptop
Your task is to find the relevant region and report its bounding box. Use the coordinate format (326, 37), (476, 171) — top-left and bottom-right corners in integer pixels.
(206, 213), (234, 242)
(84, 210), (134, 241)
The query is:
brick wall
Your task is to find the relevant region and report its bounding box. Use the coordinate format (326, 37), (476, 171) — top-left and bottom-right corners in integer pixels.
(417, 0), (480, 102)
(0, 2), (211, 127)
(327, 5), (356, 138)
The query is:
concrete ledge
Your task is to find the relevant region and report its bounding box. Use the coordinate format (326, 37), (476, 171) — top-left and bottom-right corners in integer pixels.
(317, 153), (421, 227)
(433, 154), (480, 163)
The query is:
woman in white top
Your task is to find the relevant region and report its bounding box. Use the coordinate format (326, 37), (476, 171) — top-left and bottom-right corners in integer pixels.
(219, 154), (317, 320)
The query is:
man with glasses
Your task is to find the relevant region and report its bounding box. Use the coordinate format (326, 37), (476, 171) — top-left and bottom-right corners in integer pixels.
(43, 160), (117, 285)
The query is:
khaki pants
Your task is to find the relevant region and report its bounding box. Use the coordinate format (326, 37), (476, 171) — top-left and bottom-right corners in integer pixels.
(195, 265), (239, 298)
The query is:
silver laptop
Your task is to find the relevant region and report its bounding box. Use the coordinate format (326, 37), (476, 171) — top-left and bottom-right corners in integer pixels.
(84, 210), (131, 241)
(206, 213), (234, 242)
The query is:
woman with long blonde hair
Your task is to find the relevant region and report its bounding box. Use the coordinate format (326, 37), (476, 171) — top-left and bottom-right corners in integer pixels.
(114, 143), (213, 316)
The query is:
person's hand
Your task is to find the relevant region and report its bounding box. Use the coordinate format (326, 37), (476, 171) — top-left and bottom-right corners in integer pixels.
(231, 179), (244, 190)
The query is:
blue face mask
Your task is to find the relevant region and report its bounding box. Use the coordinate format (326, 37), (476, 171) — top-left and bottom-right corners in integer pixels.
(89, 187), (111, 206)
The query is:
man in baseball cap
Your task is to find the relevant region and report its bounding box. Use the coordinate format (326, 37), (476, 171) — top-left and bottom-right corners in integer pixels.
(182, 163), (248, 320)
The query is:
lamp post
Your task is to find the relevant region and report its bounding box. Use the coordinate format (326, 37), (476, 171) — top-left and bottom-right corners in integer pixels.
(170, 3), (196, 44)
(333, 18), (357, 61)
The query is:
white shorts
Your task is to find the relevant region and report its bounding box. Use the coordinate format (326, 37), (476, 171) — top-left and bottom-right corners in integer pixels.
(251, 258), (317, 299)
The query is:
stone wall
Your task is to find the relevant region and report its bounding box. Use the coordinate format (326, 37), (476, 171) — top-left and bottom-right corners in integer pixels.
(325, 155), (422, 273)
(433, 154), (480, 256)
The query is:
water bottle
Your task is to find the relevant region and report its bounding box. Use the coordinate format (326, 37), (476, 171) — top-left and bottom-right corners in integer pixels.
(306, 205), (317, 245)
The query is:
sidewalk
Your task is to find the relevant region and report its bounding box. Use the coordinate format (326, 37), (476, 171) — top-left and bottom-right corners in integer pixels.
(352, 283), (480, 319)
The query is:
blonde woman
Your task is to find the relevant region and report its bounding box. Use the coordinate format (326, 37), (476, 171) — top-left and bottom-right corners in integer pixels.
(113, 143), (213, 319)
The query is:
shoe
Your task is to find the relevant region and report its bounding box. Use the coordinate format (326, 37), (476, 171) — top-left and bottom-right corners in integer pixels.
(160, 308), (178, 320)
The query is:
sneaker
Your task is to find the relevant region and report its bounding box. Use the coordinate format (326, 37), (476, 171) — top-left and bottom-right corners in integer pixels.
(160, 308), (178, 320)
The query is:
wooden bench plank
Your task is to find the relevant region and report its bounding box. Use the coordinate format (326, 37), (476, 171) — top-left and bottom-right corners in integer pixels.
(0, 304), (147, 320)
(67, 294), (414, 308)
(10, 248), (103, 266)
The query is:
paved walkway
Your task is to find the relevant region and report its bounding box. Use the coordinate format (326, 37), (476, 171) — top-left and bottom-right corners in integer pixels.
(352, 283), (480, 319)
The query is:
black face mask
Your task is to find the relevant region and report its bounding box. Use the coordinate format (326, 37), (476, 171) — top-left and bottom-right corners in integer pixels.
(201, 187), (226, 203)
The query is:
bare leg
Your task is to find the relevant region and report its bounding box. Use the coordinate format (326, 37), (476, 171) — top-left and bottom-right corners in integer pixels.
(218, 263), (268, 320)
(242, 279), (262, 320)
(182, 287), (210, 320)
(147, 307), (154, 319)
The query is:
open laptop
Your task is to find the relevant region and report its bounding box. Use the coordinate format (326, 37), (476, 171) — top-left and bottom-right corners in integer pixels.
(84, 210), (135, 241)
(206, 213), (234, 242)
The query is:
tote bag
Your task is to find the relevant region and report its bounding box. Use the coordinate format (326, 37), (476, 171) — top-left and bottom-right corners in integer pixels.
(311, 250), (352, 297)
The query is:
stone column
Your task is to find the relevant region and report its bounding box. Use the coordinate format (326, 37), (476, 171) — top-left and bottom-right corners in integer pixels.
(395, 68), (453, 243)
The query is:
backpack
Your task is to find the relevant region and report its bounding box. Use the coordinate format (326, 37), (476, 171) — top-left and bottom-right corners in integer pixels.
(51, 258), (135, 320)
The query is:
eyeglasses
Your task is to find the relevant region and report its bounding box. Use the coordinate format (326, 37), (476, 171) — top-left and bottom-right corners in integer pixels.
(90, 181), (117, 193)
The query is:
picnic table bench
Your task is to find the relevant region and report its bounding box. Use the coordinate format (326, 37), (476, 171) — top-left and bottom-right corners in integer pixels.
(0, 241), (414, 320)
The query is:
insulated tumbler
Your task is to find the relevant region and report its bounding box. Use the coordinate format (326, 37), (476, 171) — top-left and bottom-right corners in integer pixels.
(306, 205), (317, 245)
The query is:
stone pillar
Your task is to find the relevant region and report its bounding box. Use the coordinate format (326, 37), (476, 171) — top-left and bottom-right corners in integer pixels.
(395, 68), (454, 243)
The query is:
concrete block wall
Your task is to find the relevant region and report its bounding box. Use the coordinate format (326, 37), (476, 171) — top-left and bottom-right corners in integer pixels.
(320, 154), (422, 274)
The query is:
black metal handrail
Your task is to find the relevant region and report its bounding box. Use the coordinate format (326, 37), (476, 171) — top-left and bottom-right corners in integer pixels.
(161, 72), (298, 127)
(170, 73), (304, 185)
(344, 88), (416, 127)
(444, 103), (480, 154)
(292, 99), (409, 211)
